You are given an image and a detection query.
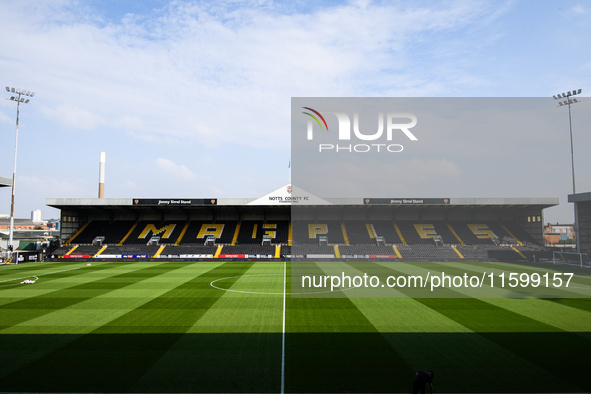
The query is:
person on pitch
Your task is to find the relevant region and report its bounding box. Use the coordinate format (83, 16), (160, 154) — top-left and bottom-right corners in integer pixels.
(412, 369), (434, 394)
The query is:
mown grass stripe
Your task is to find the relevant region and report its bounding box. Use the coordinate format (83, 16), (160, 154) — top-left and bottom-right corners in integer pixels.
(188, 261), (284, 332)
(417, 297), (590, 392)
(0, 262), (252, 393)
(0, 263), (182, 382)
(484, 298), (591, 334)
(0, 262), (112, 293)
(89, 262), (251, 333)
(1, 260), (588, 394)
(548, 297), (591, 313)
(0, 262), (223, 388)
(0, 261), (71, 279)
(0, 262), (181, 329)
(286, 262), (415, 393)
(315, 261), (591, 392)
(5, 263), (225, 334)
(133, 262), (286, 393)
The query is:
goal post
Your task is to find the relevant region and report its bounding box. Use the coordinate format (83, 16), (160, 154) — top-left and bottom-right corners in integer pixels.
(552, 251), (591, 268)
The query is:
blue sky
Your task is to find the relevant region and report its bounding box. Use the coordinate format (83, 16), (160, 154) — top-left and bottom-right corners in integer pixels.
(0, 0), (590, 223)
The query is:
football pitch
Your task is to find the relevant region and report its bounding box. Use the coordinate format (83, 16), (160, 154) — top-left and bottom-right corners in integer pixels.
(0, 260), (590, 393)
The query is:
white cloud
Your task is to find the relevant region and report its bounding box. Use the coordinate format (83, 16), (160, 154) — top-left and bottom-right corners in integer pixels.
(0, 0), (503, 149)
(573, 4), (586, 14)
(154, 158), (195, 180)
(4, 0), (589, 222)
(19, 175), (88, 197)
(41, 104), (105, 130)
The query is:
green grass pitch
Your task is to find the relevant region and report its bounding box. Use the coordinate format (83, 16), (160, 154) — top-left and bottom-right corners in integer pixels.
(0, 260), (590, 393)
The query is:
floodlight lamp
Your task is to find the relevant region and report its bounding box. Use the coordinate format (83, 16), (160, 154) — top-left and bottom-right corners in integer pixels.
(5, 87), (9, 92)
(558, 102), (564, 106)
(11, 87), (15, 92)
(553, 95), (558, 99)
(30, 92), (35, 97)
(573, 98), (579, 103)
(24, 99), (30, 104)
(577, 89), (582, 94)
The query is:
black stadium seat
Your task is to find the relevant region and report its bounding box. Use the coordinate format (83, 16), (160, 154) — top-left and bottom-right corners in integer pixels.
(54, 218), (544, 262)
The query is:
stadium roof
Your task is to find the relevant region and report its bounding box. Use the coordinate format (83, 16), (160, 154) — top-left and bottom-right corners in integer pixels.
(45, 184), (559, 210)
(568, 191), (591, 203)
(0, 176), (11, 188)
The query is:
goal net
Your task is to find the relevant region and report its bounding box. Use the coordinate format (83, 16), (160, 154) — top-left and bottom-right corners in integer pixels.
(552, 251), (591, 268)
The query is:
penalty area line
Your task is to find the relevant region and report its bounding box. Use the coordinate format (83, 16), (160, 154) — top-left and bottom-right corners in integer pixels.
(0, 265), (85, 285)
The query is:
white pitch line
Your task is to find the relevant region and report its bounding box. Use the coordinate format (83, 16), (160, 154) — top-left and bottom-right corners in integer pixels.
(0, 265), (85, 284)
(209, 274), (355, 295)
(281, 260), (286, 394)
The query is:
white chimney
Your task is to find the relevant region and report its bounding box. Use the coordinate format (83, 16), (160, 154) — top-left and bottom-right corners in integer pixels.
(98, 152), (106, 198)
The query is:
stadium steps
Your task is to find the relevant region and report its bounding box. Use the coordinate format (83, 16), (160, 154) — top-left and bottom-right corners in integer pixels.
(365, 223), (378, 243)
(174, 223), (190, 245)
(118, 223), (137, 245)
(341, 222), (350, 246)
(274, 245), (280, 258)
(452, 246), (465, 259)
(334, 245), (341, 258)
(393, 245), (402, 258)
(502, 224), (523, 246)
(447, 224), (466, 246)
(155, 245), (166, 257)
(214, 245), (223, 258)
(394, 224), (407, 246)
(512, 247), (527, 259)
(96, 245), (108, 256)
(65, 245), (79, 255)
(288, 223), (292, 245)
(231, 223), (241, 245)
(65, 223), (90, 246)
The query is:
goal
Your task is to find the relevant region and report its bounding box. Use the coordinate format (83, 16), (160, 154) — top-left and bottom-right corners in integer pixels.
(552, 251), (591, 268)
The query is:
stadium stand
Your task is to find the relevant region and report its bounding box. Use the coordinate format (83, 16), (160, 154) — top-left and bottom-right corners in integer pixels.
(235, 221), (289, 245)
(344, 221), (403, 245)
(122, 221), (186, 245)
(180, 221), (237, 245)
(514, 245), (554, 262)
(67, 220), (135, 245)
(55, 244), (103, 257)
(292, 221), (345, 245)
(50, 216), (556, 262)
